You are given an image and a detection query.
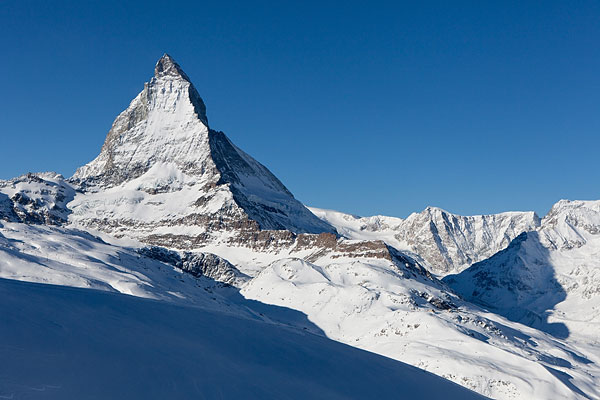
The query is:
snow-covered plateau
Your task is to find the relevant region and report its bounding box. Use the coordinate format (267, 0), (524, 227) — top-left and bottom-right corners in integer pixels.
(1, 54), (598, 399)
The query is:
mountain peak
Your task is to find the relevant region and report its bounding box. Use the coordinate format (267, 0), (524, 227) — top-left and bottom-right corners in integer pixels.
(154, 53), (190, 81)
(70, 55), (334, 235)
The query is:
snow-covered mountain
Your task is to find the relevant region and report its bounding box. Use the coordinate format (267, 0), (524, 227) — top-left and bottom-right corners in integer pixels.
(445, 200), (600, 340)
(70, 54), (334, 240)
(310, 206), (540, 275)
(1, 54), (599, 399)
(0, 172), (74, 224)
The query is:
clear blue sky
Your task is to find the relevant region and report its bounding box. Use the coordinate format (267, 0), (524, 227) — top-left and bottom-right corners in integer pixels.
(1, 1), (599, 218)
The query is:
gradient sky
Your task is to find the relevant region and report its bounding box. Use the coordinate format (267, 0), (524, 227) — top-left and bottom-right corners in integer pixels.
(1, 1), (599, 218)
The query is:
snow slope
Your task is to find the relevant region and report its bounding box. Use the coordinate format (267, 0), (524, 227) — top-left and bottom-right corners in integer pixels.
(309, 206), (540, 275)
(0, 221), (247, 307)
(445, 200), (600, 340)
(3, 220), (598, 399)
(242, 256), (600, 400)
(0, 278), (487, 400)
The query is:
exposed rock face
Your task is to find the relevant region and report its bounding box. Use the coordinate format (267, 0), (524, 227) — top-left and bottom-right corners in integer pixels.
(444, 200), (600, 339)
(0, 173), (74, 225)
(72, 54), (210, 186)
(70, 54), (334, 236)
(309, 206), (541, 275)
(397, 207), (541, 275)
(540, 199), (600, 249)
(138, 246), (249, 286)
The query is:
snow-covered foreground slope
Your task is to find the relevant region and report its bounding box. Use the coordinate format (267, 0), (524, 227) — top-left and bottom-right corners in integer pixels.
(0, 278), (487, 400)
(3, 220), (599, 399)
(309, 206), (540, 275)
(0, 221), (244, 307)
(241, 256), (600, 400)
(445, 200), (600, 340)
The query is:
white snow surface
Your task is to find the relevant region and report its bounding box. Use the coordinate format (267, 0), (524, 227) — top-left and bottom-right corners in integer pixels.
(241, 255), (600, 399)
(0, 172), (74, 224)
(1, 220), (597, 399)
(0, 277), (487, 400)
(0, 221), (228, 305)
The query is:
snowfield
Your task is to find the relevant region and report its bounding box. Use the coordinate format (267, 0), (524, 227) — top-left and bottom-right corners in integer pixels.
(0, 278), (487, 400)
(1, 221), (598, 399)
(241, 257), (600, 399)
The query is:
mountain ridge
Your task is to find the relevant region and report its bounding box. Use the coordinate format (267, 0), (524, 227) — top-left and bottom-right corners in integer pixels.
(444, 199), (600, 340)
(309, 205), (541, 275)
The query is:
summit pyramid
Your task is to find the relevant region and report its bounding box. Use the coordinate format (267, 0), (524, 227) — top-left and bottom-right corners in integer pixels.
(70, 54), (334, 240)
